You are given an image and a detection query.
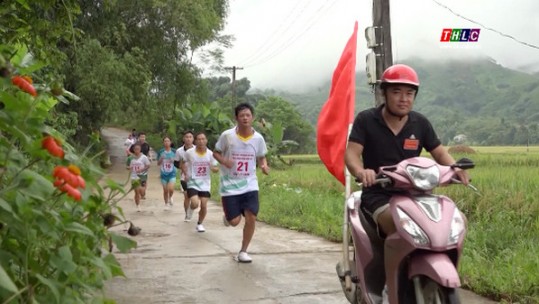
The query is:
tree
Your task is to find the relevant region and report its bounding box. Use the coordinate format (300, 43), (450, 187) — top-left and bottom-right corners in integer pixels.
(0, 0), (81, 65)
(61, 39), (151, 143)
(255, 96), (315, 153)
(63, 0), (230, 140)
(174, 101), (234, 148)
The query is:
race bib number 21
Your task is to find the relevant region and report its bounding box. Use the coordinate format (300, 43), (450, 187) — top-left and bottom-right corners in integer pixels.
(231, 150), (255, 178)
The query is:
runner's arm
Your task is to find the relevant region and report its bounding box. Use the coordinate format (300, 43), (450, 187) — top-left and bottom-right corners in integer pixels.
(180, 159), (188, 181)
(173, 150), (181, 168)
(157, 152), (164, 166)
(213, 150), (234, 169)
(210, 155), (219, 173)
(141, 157), (151, 172)
(257, 156), (269, 175)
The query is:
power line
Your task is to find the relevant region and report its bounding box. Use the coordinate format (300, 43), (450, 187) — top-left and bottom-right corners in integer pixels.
(238, 0), (309, 66)
(244, 0), (339, 68)
(241, 0), (332, 67)
(431, 0), (539, 50)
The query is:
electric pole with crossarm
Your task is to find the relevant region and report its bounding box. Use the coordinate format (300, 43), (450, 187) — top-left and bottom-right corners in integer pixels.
(224, 66), (244, 104)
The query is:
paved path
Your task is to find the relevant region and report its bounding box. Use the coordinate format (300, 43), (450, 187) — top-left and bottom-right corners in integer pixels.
(102, 127), (497, 304)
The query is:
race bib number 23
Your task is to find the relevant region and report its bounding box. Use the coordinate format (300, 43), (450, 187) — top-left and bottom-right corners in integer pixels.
(193, 162), (210, 178)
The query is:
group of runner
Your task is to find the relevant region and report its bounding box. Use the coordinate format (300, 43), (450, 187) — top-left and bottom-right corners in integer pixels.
(125, 103), (269, 262)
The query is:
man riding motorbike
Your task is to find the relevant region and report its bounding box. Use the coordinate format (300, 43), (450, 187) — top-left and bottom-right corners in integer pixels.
(344, 63), (470, 301)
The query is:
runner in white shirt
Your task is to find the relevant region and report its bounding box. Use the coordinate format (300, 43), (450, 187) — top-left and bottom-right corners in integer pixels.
(124, 134), (136, 156)
(181, 132), (219, 231)
(174, 131), (195, 220)
(213, 103), (269, 263)
(126, 143), (151, 212)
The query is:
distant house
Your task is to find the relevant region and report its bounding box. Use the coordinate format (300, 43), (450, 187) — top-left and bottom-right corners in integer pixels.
(453, 134), (467, 144)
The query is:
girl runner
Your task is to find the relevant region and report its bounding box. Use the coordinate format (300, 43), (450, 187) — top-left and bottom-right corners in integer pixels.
(126, 143), (151, 212)
(157, 136), (177, 210)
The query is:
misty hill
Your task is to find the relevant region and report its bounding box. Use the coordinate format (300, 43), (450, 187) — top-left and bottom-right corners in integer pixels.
(269, 57), (539, 146)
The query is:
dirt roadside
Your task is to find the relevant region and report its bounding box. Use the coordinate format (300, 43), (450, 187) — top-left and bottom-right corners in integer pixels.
(102, 127), (497, 304)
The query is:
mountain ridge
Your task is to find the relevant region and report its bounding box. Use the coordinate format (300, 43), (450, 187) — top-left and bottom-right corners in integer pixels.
(268, 57), (539, 145)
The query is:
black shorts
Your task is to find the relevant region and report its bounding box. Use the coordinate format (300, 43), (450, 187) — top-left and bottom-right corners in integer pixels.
(180, 180), (187, 191)
(222, 191), (259, 220)
(360, 188), (405, 223)
(360, 191), (392, 218)
(186, 188), (211, 198)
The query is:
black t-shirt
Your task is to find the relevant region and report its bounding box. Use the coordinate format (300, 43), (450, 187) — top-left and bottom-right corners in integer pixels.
(348, 105), (441, 194)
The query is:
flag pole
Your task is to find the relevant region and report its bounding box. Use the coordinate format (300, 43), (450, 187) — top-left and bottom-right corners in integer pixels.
(345, 123), (353, 198)
(342, 123), (353, 291)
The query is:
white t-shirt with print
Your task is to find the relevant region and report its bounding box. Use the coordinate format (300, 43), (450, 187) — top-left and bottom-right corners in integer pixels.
(128, 154), (150, 179)
(174, 145), (194, 180)
(214, 127), (268, 196)
(124, 137), (135, 148)
(184, 148), (218, 192)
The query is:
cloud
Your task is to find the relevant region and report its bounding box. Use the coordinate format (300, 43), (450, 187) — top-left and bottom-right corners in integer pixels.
(198, 0), (539, 91)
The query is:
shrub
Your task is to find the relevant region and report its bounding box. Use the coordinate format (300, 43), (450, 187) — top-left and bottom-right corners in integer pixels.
(448, 145), (476, 154)
(0, 48), (136, 303)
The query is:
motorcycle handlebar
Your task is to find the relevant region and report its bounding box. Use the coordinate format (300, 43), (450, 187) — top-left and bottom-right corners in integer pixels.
(354, 177), (392, 186)
(452, 157), (475, 170)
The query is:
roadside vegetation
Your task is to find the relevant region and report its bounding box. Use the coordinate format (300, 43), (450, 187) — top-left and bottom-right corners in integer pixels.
(1, 1), (229, 302)
(3, 1), (538, 303)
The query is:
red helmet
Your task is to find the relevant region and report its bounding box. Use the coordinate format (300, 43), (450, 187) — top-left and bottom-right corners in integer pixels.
(380, 64), (419, 88)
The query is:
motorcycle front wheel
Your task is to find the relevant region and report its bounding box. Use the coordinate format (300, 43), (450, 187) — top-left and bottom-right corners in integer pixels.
(414, 276), (461, 304)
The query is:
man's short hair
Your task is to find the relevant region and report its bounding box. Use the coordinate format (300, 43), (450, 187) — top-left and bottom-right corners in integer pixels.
(194, 131), (207, 141)
(235, 103), (254, 117)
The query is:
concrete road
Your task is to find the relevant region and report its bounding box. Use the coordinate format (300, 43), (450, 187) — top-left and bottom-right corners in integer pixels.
(102, 128), (497, 304)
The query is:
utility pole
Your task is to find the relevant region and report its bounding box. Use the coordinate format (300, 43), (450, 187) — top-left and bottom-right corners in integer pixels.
(224, 66), (243, 103)
(366, 0), (393, 106)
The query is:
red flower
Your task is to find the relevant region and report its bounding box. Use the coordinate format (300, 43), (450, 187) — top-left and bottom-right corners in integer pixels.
(12, 76), (37, 96)
(52, 165), (86, 201)
(42, 136), (64, 159)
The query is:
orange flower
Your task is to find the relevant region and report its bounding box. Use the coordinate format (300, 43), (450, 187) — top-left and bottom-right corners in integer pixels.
(67, 164), (81, 176)
(22, 75), (33, 84)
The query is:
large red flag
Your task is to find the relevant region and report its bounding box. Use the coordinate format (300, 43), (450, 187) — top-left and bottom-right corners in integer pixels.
(316, 21), (358, 185)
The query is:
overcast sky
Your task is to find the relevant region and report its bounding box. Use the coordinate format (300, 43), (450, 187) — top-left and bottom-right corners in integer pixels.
(199, 0), (539, 91)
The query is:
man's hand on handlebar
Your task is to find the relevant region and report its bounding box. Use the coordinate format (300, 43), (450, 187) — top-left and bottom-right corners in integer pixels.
(454, 168), (470, 186)
(356, 169), (377, 187)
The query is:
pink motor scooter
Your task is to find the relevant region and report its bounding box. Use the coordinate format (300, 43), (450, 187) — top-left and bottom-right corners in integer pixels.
(336, 157), (475, 303)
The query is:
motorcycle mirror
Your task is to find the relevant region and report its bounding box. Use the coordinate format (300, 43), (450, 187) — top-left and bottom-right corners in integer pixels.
(452, 157), (475, 170)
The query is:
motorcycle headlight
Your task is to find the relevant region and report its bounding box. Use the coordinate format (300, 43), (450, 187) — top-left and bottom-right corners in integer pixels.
(397, 208), (430, 246)
(405, 165), (440, 191)
(448, 208), (465, 245)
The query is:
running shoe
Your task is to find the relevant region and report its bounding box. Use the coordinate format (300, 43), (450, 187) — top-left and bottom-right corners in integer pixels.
(234, 251), (252, 263)
(196, 224), (205, 232)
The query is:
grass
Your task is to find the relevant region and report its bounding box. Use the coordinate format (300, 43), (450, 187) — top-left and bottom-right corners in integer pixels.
(249, 151), (539, 303)
(435, 155), (539, 303)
